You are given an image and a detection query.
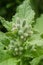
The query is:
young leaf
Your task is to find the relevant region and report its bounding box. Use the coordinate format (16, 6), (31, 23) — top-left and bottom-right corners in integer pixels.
(0, 58), (17, 65)
(34, 14), (43, 34)
(12, 0), (35, 24)
(0, 16), (12, 31)
(30, 56), (43, 65)
(0, 32), (10, 46)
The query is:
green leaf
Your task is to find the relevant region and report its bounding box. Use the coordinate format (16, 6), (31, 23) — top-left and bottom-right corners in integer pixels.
(0, 41), (12, 63)
(12, 0), (35, 24)
(0, 32), (10, 46)
(0, 50), (12, 63)
(0, 42), (4, 50)
(30, 39), (43, 57)
(25, 39), (43, 58)
(0, 16), (12, 31)
(30, 56), (43, 65)
(0, 58), (17, 65)
(34, 14), (43, 34)
(0, 42), (12, 63)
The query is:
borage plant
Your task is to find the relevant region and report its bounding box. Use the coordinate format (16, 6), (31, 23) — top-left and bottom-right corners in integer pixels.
(0, 0), (43, 65)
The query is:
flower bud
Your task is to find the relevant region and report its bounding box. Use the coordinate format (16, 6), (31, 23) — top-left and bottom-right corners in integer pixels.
(24, 33), (28, 37)
(15, 48), (18, 51)
(21, 35), (24, 39)
(19, 47), (23, 51)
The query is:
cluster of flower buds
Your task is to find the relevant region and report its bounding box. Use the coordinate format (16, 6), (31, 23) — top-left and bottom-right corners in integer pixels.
(13, 45), (24, 56)
(8, 40), (25, 56)
(12, 17), (33, 41)
(10, 17), (34, 56)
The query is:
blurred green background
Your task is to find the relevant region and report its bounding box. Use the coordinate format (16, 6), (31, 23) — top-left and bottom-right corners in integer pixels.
(0, 0), (23, 20)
